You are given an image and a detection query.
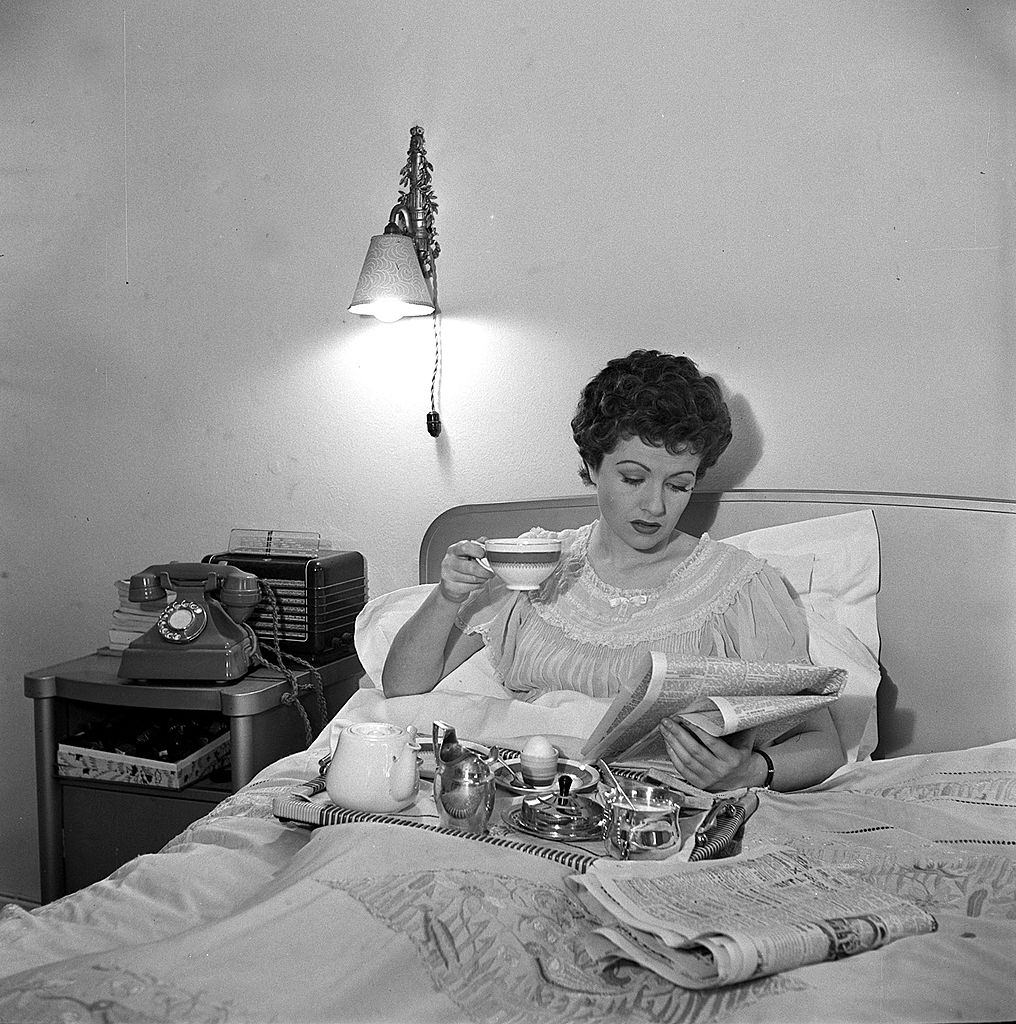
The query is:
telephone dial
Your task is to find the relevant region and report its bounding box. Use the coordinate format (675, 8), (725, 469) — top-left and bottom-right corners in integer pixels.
(118, 563), (261, 683)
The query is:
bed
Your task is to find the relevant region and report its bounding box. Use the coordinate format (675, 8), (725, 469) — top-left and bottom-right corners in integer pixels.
(1, 489), (1014, 1024)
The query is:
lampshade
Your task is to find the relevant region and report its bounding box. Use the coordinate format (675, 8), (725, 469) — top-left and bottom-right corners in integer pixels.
(348, 233), (435, 322)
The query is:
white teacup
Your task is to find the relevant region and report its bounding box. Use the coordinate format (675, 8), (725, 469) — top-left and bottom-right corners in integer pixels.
(481, 537), (562, 591)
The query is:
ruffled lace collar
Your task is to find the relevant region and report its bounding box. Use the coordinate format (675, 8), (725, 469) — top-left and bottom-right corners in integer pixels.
(520, 520), (766, 647)
(563, 521), (711, 604)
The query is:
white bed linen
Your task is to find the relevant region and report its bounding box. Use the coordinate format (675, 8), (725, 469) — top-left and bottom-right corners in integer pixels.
(1, 730), (1014, 1024)
(316, 684), (612, 760)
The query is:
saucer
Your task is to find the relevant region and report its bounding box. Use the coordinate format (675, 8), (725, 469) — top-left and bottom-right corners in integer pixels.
(493, 756), (600, 795)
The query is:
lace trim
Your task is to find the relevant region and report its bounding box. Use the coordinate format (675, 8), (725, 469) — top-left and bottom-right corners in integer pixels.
(505, 605), (706, 661)
(529, 528), (768, 647)
(574, 523), (713, 603)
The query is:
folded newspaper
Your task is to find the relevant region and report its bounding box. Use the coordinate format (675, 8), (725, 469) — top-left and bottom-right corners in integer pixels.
(568, 844), (937, 988)
(581, 653), (847, 763)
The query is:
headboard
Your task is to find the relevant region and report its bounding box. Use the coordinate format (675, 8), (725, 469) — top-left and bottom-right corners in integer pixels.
(420, 489), (1016, 760)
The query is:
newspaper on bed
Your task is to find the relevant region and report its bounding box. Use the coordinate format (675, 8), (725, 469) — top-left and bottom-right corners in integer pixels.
(580, 653), (846, 763)
(568, 844), (937, 989)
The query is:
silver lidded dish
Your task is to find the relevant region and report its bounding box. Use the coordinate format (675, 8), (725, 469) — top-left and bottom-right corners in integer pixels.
(503, 774), (605, 843)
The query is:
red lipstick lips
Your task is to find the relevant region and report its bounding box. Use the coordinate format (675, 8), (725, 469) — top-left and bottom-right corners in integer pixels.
(631, 521), (661, 535)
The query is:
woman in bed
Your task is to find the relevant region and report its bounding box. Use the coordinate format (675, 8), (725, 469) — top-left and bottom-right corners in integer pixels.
(383, 349), (846, 792)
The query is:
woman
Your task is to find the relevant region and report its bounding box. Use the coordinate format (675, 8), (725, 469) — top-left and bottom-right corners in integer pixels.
(383, 350), (845, 792)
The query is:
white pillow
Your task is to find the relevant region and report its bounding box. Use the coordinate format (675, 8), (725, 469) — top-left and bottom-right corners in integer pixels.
(721, 510), (881, 761)
(721, 510), (880, 661)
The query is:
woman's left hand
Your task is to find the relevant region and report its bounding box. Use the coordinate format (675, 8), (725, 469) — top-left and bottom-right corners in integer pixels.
(659, 718), (757, 792)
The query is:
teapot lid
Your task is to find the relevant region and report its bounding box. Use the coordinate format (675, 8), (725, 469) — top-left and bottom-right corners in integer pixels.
(346, 722), (405, 740)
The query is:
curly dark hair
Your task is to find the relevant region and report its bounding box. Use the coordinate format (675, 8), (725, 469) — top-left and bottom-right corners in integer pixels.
(571, 350), (732, 485)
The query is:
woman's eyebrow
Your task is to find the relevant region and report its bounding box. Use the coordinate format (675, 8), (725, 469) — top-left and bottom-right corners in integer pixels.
(616, 460), (695, 478)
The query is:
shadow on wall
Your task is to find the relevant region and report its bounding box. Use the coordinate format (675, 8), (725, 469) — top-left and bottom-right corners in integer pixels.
(872, 667), (913, 760)
(680, 385), (763, 537)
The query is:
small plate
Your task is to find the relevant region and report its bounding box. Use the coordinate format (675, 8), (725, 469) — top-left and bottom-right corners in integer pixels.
(493, 757), (600, 795)
(417, 737), (489, 781)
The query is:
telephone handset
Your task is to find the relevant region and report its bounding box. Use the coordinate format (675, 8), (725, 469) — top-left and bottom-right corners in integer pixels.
(118, 563), (262, 683)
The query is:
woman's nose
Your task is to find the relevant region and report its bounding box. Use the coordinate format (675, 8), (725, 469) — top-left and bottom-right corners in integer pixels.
(641, 486), (666, 515)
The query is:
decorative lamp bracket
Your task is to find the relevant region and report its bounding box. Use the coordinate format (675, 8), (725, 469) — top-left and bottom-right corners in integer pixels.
(382, 126), (439, 304)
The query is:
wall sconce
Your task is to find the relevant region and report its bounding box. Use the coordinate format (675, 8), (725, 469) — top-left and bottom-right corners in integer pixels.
(349, 126), (443, 437)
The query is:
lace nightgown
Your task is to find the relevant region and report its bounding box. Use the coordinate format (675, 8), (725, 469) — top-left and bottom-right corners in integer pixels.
(455, 522), (810, 702)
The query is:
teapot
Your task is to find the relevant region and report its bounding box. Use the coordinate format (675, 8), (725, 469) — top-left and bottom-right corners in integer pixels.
(324, 722), (420, 813)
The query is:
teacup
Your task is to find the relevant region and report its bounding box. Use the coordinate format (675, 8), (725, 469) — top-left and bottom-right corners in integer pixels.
(481, 537), (563, 591)
(602, 780), (685, 861)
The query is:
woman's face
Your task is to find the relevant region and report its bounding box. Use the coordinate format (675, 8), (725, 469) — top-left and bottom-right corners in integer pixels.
(588, 435), (702, 555)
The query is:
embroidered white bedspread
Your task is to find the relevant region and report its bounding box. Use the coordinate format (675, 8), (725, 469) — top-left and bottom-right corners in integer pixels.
(1, 740), (1014, 1023)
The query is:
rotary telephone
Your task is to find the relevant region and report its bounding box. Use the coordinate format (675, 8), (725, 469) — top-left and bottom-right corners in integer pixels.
(117, 563), (261, 683)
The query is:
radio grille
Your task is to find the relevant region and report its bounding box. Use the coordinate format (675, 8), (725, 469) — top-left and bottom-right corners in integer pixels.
(202, 550), (366, 662)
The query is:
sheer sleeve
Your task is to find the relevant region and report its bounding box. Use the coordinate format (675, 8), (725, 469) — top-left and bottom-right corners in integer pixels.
(454, 576), (518, 649)
(453, 525), (567, 659)
(706, 562), (811, 664)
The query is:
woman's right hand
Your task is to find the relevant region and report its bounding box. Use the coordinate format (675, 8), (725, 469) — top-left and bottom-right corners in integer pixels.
(438, 539), (494, 604)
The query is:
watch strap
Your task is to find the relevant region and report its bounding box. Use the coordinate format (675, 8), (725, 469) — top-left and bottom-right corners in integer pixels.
(757, 748), (775, 789)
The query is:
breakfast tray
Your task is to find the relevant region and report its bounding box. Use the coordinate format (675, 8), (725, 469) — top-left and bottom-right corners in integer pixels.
(273, 775), (599, 871)
(272, 776), (755, 872)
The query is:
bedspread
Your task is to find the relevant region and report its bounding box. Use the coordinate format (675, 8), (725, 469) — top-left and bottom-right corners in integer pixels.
(1, 741), (1014, 1024)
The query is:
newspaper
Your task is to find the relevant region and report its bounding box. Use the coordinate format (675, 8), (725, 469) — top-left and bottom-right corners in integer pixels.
(568, 844), (937, 988)
(580, 653), (846, 763)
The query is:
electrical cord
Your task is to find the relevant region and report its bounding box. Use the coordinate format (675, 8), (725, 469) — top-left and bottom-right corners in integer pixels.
(427, 310), (443, 436)
(246, 581), (328, 747)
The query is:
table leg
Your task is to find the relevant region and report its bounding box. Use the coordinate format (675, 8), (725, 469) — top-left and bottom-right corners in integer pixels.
(229, 714), (255, 790)
(33, 696), (65, 903)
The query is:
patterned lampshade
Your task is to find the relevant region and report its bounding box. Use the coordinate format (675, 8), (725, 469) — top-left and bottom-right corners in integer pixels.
(348, 234), (435, 322)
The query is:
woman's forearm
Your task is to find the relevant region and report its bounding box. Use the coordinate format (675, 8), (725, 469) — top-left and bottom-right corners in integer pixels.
(381, 586), (478, 696)
(759, 707), (846, 792)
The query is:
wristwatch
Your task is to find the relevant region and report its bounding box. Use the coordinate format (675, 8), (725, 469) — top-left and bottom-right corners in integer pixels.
(757, 748), (775, 790)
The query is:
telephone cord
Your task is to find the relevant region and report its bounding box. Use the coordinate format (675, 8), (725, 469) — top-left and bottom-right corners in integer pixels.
(245, 582), (329, 746)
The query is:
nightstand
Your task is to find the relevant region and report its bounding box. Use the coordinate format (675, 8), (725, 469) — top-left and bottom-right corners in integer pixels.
(25, 651), (363, 902)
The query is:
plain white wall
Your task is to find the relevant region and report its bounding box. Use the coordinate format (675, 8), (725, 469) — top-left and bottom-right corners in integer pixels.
(2, 0), (1013, 903)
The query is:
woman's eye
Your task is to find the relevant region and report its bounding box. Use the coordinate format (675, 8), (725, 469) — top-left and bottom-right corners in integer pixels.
(667, 482), (692, 494)
(620, 476), (644, 487)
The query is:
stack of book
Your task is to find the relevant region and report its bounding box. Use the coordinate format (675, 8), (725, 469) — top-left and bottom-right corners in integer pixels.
(106, 579), (172, 652)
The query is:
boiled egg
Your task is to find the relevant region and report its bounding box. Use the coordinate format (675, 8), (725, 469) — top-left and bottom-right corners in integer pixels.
(522, 735), (557, 760)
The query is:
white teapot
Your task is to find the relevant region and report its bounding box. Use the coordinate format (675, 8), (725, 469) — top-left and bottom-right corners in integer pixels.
(324, 722), (420, 813)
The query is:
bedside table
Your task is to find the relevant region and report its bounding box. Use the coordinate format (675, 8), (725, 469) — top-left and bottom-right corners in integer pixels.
(25, 651), (364, 902)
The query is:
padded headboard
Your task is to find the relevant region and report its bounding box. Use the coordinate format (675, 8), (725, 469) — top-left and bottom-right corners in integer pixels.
(420, 489), (1016, 760)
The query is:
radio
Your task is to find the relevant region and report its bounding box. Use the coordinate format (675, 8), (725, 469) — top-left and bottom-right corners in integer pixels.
(201, 547), (366, 664)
